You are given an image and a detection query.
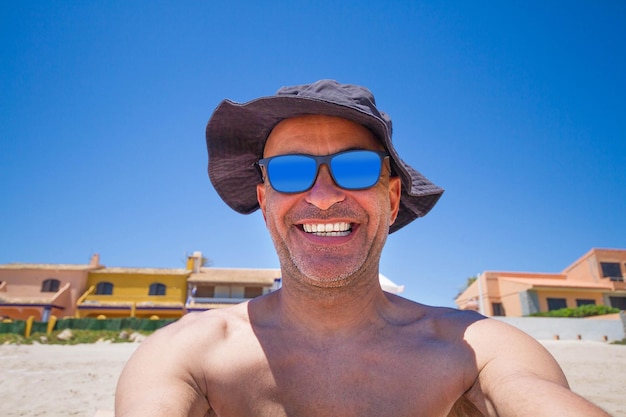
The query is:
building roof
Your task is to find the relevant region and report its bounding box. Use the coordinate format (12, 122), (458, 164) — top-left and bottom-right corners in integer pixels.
(188, 267), (281, 285)
(561, 247), (626, 274)
(90, 267), (189, 275)
(0, 263), (101, 271)
(485, 271), (565, 279)
(500, 276), (613, 290)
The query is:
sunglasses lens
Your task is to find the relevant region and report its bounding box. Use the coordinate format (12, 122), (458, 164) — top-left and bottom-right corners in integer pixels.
(266, 155), (317, 193)
(262, 150), (385, 193)
(331, 151), (383, 190)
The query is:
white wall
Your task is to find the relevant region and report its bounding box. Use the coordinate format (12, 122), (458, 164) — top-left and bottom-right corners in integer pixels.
(494, 313), (626, 342)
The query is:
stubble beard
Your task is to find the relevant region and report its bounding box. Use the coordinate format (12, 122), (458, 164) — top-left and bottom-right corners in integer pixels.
(270, 207), (390, 291)
(280, 243), (366, 289)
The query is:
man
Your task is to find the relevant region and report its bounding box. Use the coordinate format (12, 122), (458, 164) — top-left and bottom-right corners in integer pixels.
(116, 80), (610, 416)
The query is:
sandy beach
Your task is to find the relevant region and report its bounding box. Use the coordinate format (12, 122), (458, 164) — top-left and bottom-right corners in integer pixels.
(0, 340), (624, 416)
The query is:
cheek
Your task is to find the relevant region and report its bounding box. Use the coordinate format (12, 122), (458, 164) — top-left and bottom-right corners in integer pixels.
(260, 190), (291, 231)
(363, 182), (397, 231)
(258, 184), (289, 226)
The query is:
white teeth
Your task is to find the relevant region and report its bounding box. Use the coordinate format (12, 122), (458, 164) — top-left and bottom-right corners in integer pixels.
(303, 222), (352, 236)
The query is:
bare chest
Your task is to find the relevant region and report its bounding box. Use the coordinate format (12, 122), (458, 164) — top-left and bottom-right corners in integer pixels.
(205, 336), (476, 417)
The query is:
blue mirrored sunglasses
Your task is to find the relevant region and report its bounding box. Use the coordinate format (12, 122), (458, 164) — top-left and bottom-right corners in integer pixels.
(258, 150), (389, 194)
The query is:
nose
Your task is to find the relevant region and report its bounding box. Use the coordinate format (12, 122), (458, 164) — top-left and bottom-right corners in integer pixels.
(304, 164), (345, 210)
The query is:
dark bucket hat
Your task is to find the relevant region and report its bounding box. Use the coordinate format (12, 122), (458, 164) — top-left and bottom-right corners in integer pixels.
(206, 79), (443, 233)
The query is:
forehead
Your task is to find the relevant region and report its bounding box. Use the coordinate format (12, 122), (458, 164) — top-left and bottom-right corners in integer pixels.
(263, 114), (384, 157)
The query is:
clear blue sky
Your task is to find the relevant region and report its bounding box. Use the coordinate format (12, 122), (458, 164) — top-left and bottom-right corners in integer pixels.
(1, 1), (625, 307)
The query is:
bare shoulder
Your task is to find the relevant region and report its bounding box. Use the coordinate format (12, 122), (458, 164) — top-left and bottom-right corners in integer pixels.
(396, 299), (542, 357)
(128, 302), (258, 375)
(462, 315), (558, 366)
(463, 316), (575, 392)
(385, 294), (487, 337)
(115, 303), (253, 417)
(148, 302), (251, 345)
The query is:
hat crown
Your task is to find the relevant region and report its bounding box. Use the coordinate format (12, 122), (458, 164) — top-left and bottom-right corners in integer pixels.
(276, 80), (391, 133)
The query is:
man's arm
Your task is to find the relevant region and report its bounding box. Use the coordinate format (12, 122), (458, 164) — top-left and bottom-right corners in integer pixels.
(463, 318), (611, 417)
(115, 314), (212, 417)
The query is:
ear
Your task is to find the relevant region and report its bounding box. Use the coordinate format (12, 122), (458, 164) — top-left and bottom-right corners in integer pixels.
(256, 183), (268, 223)
(388, 176), (401, 226)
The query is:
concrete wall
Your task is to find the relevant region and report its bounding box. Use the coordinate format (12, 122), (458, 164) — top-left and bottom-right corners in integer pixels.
(495, 313), (626, 342)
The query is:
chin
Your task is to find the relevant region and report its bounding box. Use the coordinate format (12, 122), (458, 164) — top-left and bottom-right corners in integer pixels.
(292, 261), (364, 289)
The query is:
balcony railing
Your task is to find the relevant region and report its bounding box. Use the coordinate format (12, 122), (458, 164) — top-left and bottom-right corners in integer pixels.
(608, 276), (624, 282)
(187, 297), (249, 305)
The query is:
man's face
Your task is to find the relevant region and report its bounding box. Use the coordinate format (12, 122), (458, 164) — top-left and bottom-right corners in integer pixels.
(256, 115), (401, 288)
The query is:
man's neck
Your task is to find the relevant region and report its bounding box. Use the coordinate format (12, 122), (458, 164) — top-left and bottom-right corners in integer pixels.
(273, 270), (391, 337)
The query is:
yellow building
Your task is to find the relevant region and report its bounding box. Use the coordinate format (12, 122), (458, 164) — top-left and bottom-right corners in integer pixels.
(76, 267), (189, 319)
(455, 248), (626, 317)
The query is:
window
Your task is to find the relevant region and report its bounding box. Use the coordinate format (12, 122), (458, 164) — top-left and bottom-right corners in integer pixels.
(576, 299), (596, 307)
(95, 281), (114, 295)
(547, 298), (567, 311)
(244, 286), (264, 298)
(195, 286), (215, 298)
(41, 278), (60, 292)
(600, 262), (623, 280)
(149, 283), (167, 296)
(491, 303), (505, 316)
(609, 296), (626, 310)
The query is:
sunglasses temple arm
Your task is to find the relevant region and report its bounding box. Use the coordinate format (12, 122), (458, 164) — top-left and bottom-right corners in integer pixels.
(254, 162), (266, 182)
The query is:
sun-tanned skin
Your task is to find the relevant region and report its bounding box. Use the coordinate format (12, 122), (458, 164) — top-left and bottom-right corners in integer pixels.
(115, 115), (610, 417)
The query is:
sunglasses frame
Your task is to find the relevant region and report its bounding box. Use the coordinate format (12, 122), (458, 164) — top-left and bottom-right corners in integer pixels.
(257, 149), (390, 194)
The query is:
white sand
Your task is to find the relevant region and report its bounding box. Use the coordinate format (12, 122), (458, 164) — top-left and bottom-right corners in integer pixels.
(540, 340), (626, 417)
(0, 342), (137, 417)
(0, 340), (624, 416)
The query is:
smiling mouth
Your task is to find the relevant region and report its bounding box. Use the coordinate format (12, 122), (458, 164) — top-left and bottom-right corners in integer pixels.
(302, 222), (353, 237)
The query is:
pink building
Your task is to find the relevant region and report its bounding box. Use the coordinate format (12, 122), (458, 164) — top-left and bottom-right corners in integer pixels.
(0, 255), (102, 321)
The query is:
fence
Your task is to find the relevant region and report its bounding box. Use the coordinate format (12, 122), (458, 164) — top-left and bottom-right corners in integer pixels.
(0, 316), (175, 337)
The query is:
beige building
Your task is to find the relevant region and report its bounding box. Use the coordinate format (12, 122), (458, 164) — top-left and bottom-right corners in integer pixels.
(455, 248), (626, 317)
(186, 265), (282, 312)
(183, 251), (281, 312)
(0, 255), (102, 321)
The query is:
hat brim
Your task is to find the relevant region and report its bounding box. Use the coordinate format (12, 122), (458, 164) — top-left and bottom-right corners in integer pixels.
(206, 95), (443, 233)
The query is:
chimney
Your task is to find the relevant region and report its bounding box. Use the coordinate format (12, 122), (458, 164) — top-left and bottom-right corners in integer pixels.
(186, 251), (203, 273)
(90, 253), (101, 267)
